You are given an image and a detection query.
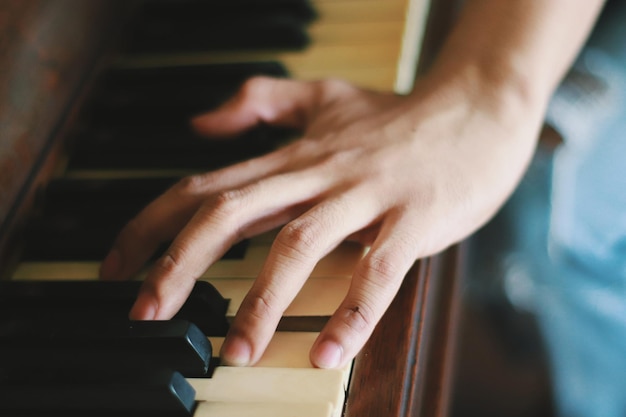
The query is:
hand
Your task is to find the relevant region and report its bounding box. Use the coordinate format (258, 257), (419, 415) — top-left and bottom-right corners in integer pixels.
(100, 74), (542, 368)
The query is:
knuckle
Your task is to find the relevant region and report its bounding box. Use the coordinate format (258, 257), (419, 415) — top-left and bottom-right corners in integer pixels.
(361, 252), (401, 286)
(175, 174), (207, 196)
(318, 78), (352, 94)
(316, 78), (356, 102)
(121, 216), (151, 243)
(338, 303), (375, 335)
(240, 76), (273, 98)
(212, 188), (246, 215)
(242, 288), (280, 323)
(154, 248), (187, 276)
(276, 218), (325, 256)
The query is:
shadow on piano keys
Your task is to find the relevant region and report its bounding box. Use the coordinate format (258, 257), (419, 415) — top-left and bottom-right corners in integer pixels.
(0, 0), (462, 416)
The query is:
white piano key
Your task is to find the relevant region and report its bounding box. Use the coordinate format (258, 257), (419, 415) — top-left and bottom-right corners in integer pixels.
(12, 261), (101, 280)
(209, 332), (316, 369)
(12, 241), (363, 281)
(189, 367), (345, 417)
(209, 276), (350, 318)
(209, 332), (353, 387)
(193, 401), (334, 417)
(200, 242), (363, 279)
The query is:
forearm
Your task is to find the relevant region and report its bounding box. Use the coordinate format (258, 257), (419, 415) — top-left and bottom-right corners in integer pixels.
(417, 0), (606, 111)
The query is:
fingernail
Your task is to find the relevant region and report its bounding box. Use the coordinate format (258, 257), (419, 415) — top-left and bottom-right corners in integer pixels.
(313, 340), (342, 369)
(100, 249), (121, 280)
(220, 336), (251, 367)
(129, 293), (157, 320)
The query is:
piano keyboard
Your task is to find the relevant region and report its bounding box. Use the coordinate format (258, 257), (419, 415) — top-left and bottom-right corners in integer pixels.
(2, 0), (431, 415)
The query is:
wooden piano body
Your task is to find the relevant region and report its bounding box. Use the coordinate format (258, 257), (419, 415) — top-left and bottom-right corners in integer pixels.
(0, 1), (461, 416)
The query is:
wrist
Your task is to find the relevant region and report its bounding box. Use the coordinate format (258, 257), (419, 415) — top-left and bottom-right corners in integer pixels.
(409, 59), (548, 133)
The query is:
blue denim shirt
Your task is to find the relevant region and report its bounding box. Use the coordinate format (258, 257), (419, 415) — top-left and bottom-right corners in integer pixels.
(538, 2), (626, 416)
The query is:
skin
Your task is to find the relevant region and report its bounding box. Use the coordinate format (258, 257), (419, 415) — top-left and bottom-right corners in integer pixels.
(101, 0), (605, 369)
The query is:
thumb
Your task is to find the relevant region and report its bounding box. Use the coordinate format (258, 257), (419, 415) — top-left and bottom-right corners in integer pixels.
(192, 76), (320, 138)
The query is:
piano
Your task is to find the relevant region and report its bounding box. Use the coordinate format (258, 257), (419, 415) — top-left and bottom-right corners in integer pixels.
(0, 0), (461, 416)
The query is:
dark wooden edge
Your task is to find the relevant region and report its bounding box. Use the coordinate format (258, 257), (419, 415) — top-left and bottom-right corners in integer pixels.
(409, 246), (465, 417)
(345, 246), (463, 417)
(0, 1), (137, 277)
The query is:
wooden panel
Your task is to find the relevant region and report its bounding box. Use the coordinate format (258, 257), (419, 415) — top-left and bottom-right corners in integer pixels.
(0, 0), (126, 266)
(345, 247), (462, 417)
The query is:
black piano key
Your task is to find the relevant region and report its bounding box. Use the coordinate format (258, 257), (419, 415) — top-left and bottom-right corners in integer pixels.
(0, 367), (196, 416)
(93, 61), (289, 105)
(80, 61), (289, 128)
(70, 125), (288, 152)
(97, 61), (288, 90)
(133, 0), (317, 23)
(127, 17), (310, 54)
(66, 62), (295, 171)
(124, 0), (315, 54)
(0, 281), (230, 336)
(21, 176), (250, 261)
(86, 62), (287, 119)
(83, 91), (234, 127)
(21, 216), (249, 261)
(41, 176), (179, 213)
(22, 223), (139, 261)
(0, 319), (211, 377)
(68, 132), (290, 172)
(66, 126), (294, 171)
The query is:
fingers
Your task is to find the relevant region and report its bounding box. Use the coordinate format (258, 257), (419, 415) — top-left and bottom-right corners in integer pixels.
(220, 187), (385, 366)
(128, 168), (338, 321)
(310, 212), (423, 369)
(101, 76), (350, 282)
(100, 147), (301, 281)
(192, 77), (322, 137)
(99, 185), (200, 282)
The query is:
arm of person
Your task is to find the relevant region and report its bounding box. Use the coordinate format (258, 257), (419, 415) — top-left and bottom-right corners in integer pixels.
(100, 0), (605, 369)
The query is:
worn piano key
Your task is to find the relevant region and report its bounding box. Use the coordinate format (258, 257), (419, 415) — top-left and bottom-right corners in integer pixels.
(0, 367), (196, 416)
(0, 319), (212, 377)
(0, 280), (229, 336)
